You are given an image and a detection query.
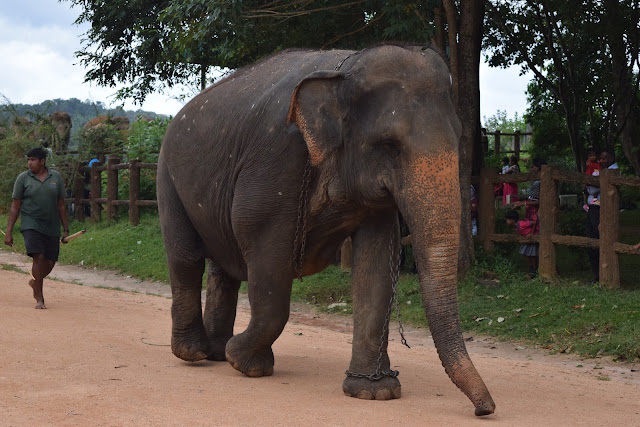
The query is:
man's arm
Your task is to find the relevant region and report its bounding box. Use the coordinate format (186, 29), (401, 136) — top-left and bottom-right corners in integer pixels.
(57, 198), (69, 243)
(4, 199), (21, 246)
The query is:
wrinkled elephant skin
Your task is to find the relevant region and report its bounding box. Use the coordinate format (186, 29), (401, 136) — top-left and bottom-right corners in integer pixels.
(157, 46), (495, 416)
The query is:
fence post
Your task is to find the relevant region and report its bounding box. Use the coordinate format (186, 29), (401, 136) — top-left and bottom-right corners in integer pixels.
(74, 163), (85, 222)
(599, 169), (620, 288)
(90, 162), (102, 223)
(538, 165), (557, 280)
(129, 159), (140, 226)
(495, 130), (501, 154)
(479, 167), (497, 253)
(514, 130), (521, 158)
(106, 156), (120, 221)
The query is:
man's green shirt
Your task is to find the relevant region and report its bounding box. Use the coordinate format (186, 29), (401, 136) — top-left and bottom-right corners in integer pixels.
(12, 168), (66, 237)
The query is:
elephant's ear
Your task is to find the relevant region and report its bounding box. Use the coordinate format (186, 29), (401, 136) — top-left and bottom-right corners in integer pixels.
(286, 70), (344, 167)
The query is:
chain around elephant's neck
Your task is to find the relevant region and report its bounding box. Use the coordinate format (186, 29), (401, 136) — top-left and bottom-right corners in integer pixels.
(292, 157), (312, 281)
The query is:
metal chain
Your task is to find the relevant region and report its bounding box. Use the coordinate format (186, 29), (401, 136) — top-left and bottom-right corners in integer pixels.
(345, 230), (410, 381)
(292, 157), (312, 281)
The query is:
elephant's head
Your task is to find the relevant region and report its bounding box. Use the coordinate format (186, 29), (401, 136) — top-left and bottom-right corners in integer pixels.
(287, 46), (495, 416)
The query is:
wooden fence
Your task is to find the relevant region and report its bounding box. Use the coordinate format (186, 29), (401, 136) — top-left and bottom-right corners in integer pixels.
(482, 130), (532, 157)
(65, 157), (639, 287)
(476, 165), (640, 288)
(65, 156), (157, 226)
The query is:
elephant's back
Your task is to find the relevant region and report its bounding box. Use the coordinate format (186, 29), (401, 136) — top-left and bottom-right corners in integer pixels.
(159, 49), (354, 186)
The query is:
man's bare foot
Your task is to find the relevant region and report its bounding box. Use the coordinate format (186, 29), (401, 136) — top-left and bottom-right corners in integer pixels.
(29, 279), (46, 309)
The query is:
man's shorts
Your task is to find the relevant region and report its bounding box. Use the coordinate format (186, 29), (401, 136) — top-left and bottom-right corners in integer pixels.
(21, 229), (60, 262)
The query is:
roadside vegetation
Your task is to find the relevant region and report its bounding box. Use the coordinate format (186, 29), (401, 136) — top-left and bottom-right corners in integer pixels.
(2, 212), (638, 363)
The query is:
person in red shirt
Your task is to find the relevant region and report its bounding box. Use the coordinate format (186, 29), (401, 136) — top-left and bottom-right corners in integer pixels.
(585, 148), (601, 176)
(506, 209), (539, 278)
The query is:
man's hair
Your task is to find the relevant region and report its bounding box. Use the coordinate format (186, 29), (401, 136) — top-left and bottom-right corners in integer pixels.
(532, 158), (547, 169)
(505, 210), (520, 222)
(601, 146), (616, 163)
(26, 147), (48, 161)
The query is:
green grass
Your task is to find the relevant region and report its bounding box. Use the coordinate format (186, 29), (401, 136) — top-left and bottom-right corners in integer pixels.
(1, 213), (638, 362)
(1, 213), (169, 282)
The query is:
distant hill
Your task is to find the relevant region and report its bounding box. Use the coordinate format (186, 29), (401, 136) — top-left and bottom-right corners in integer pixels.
(0, 98), (169, 147)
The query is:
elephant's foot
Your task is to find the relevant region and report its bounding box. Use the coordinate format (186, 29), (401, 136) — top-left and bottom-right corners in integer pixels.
(171, 327), (211, 362)
(342, 376), (402, 400)
(206, 337), (230, 361)
(225, 334), (274, 377)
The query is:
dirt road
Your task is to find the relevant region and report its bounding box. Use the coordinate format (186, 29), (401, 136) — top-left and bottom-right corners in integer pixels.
(1, 250), (639, 426)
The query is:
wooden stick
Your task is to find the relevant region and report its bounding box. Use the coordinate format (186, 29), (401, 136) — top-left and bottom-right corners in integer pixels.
(62, 230), (86, 243)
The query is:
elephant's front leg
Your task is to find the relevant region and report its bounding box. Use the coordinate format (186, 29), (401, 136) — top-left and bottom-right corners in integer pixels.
(343, 213), (402, 400)
(203, 260), (241, 361)
(224, 252), (292, 377)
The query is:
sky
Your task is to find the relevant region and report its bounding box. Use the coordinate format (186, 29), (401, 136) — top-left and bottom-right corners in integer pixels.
(1, 1), (532, 121)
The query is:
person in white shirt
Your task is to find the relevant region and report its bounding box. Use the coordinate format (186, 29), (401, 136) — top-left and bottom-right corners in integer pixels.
(585, 148), (618, 283)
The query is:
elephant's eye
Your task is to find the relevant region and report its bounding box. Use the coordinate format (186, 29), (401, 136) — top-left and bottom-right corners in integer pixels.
(379, 139), (401, 157)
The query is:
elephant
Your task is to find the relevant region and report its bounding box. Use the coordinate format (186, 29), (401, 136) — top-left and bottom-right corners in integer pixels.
(35, 111), (72, 151)
(157, 45), (495, 416)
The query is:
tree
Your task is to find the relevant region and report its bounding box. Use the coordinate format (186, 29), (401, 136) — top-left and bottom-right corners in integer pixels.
(484, 0), (640, 175)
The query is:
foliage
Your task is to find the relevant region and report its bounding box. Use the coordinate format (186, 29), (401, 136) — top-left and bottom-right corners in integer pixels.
(125, 117), (169, 163)
(63, 0), (443, 104)
(482, 109), (528, 167)
(77, 122), (127, 162)
(0, 132), (33, 213)
(619, 185), (640, 210)
(484, 0), (640, 174)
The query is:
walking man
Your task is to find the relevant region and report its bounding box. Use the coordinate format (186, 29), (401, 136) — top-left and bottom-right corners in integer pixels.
(4, 147), (69, 309)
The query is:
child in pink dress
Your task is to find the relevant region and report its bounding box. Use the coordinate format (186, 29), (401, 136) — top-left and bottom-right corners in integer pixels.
(506, 209), (539, 278)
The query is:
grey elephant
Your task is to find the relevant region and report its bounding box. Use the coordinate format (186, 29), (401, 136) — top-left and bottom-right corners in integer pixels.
(157, 45), (495, 416)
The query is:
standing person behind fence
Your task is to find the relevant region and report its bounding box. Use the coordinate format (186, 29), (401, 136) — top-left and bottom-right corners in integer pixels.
(512, 158), (546, 277)
(585, 148), (619, 284)
(583, 148), (602, 211)
(505, 209), (539, 278)
(494, 157), (510, 198)
(502, 155), (520, 205)
(3, 147), (69, 309)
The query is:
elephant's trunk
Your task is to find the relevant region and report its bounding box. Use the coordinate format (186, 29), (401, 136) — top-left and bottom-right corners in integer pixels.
(398, 152), (495, 416)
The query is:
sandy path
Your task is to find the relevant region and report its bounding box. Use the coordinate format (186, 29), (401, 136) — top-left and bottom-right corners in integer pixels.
(1, 250), (639, 426)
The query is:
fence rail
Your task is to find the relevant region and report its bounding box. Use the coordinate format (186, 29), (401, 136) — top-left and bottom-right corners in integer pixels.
(65, 156), (157, 226)
(477, 165), (640, 288)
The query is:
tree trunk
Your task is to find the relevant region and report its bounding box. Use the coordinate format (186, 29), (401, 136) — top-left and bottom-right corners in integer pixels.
(606, 0), (640, 176)
(442, 0), (459, 104)
(432, 7), (446, 51)
(453, 0), (484, 273)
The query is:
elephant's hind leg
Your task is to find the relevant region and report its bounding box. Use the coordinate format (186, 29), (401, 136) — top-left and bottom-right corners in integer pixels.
(203, 260), (241, 361)
(167, 244), (209, 362)
(159, 175), (210, 362)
